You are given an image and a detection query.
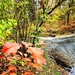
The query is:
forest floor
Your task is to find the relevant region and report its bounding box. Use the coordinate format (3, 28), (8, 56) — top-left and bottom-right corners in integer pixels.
(35, 50), (70, 75)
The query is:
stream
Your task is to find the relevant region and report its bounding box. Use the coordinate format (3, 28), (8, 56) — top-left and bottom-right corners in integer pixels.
(39, 34), (75, 75)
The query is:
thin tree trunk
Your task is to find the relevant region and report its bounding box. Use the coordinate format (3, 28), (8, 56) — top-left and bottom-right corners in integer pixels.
(67, 0), (73, 25)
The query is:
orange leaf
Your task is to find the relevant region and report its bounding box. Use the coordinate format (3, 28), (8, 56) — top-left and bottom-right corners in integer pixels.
(32, 55), (46, 65)
(28, 47), (44, 55)
(23, 71), (34, 75)
(1, 71), (7, 75)
(8, 65), (17, 72)
(2, 42), (21, 54)
(28, 47), (46, 65)
(23, 58), (31, 62)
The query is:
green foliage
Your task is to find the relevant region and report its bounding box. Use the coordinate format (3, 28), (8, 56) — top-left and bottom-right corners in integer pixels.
(41, 14), (49, 22)
(0, 19), (17, 44)
(0, 0), (75, 42)
(0, 0), (14, 19)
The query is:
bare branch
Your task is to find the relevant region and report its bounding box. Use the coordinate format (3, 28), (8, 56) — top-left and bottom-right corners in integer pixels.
(39, 0), (67, 27)
(47, 0), (67, 14)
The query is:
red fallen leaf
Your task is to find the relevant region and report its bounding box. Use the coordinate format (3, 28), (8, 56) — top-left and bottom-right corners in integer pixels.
(23, 71), (34, 75)
(9, 71), (16, 75)
(2, 42), (21, 54)
(8, 65), (17, 72)
(0, 54), (4, 58)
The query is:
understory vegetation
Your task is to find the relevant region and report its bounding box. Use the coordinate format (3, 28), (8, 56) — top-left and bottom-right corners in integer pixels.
(0, 42), (65, 75)
(0, 42), (64, 75)
(0, 0), (75, 75)
(0, 0), (75, 44)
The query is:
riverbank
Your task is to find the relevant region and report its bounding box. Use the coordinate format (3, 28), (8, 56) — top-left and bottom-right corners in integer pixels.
(35, 50), (70, 75)
(38, 34), (75, 75)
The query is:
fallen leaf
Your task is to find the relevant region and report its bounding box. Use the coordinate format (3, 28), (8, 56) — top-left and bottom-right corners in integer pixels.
(2, 42), (21, 54)
(23, 58), (31, 62)
(8, 65), (17, 72)
(28, 47), (46, 65)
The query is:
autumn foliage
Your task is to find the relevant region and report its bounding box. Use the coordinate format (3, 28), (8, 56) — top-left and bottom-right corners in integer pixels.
(0, 42), (46, 75)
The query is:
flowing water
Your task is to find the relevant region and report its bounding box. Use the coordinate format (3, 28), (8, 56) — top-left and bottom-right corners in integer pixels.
(39, 34), (75, 75)
(70, 67), (75, 75)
